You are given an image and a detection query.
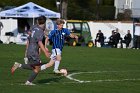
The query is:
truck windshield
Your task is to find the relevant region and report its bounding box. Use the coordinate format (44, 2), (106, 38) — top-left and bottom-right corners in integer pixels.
(67, 22), (81, 33)
(82, 23), (90, 32)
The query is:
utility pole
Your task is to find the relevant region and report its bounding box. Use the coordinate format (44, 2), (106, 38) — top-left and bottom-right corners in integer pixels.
(61, 0), (68, 19)
(96, 0), (100, 20)
(56, 0), (68, 19)
(56, 0), (61, 13)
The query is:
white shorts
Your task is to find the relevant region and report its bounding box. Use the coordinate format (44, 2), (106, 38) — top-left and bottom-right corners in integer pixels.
(50, 48), (62, 61)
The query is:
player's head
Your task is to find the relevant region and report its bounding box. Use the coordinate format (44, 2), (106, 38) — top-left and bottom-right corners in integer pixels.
(56, 19), (65, 25)
(98, 30), (101, 33)
(127, 30), (130, 33)
(112, 30), (115, 34)
(56, 19), (65, 30)
(37, 15), (46, 25)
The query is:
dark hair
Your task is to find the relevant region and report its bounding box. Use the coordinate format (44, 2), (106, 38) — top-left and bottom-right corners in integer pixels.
(56, 19), (65, 25)
(37, 15), (46, 25)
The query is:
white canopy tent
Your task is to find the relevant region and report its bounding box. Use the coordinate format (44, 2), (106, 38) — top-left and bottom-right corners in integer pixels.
(0, 2), (60, 18)
(0, 2), (60, 44)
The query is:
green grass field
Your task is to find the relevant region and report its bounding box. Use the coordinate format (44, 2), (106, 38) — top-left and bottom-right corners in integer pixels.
(0, 44), (140, 93)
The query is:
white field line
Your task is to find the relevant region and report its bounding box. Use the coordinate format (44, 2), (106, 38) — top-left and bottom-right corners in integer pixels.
(66, 71), (140, 83)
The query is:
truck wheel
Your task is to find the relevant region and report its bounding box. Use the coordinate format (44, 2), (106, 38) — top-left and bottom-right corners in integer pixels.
(72, 41), (77, 46)
(88, 41), (94, 47)
(69, 40), (77, 46)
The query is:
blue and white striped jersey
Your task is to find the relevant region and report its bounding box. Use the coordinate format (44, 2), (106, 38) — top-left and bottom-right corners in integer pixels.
(48, 28), (70, 51)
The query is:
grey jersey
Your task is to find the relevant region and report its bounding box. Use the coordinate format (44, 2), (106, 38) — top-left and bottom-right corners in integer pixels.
(27, 25), (44, 58)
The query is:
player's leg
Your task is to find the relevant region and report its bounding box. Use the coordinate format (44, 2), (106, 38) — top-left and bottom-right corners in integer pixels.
(25, 56), (41, 85)
(11, 62), (21, 74)
(41, 59), (55, 70)
(25, 65), (40, 85)
(11, 62), (33, 74)
(41, 48), (62, 73)
(11, 56), (39, 74)
(53, 48), (62, 73)
(53, 54), (61, 73)
(40, 48), (56, 71)
(40, 57), (62, 73)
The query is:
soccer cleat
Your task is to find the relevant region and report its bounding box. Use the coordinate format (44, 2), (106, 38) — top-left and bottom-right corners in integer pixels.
(25, 81), (36, 86)
(11, 62), (20, 74)
(53, 69), (61, 74)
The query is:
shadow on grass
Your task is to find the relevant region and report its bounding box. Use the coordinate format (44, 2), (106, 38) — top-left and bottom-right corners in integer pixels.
(37, 76), (63, 84)
(67, 69), (80, 73)
(37, 69), (80, 84)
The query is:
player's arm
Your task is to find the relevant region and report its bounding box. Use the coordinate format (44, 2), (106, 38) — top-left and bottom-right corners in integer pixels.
(69, 33), (78, 42)
(45, 36), (49, 48)
(45, 30), (53, 51)
(44, 36), (50, 52)
(24, 39), (29, 64)
(38, 41), (50, 58)
(25, 39), (29, 57)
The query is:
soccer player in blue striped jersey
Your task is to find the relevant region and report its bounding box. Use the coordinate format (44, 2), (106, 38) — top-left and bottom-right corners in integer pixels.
(41, 19), (78, 73)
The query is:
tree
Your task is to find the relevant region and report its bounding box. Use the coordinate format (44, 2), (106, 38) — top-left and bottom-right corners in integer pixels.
(0, 0), (57, 11)
(61, 0), (68, 19)
(0, 0), (116, 20)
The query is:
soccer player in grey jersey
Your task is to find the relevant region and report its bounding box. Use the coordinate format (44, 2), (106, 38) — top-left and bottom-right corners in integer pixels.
(11, 16), (50, 85)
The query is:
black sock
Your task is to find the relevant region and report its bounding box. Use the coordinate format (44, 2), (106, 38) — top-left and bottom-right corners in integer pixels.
(21, 64), (32, 70)
(28, 71), (38, 82)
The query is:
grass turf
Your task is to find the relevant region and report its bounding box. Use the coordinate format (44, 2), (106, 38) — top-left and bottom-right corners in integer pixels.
(0, 44), (140, 93)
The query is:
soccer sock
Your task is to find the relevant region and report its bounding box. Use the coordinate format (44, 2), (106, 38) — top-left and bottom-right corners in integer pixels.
(21, 64), (32, 70)
(19, 64), (22, 67)
(28, 71), (38, 82)
(41, 64), (46, 71)
(54, 60), (60, 70)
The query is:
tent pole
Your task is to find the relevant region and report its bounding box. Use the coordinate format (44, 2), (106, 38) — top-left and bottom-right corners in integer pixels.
(33, 17), (34, 25)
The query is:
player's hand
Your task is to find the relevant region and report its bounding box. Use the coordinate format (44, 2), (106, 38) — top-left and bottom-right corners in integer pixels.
(75, 35), (78, 42)
(47, 52), (51, 58)
(24, 57), (28, 64)
(45, 48), (49, 52)
(45, 48), (51, 57)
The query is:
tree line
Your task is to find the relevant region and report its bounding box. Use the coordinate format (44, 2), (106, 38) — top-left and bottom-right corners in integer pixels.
(0, 0), (116, 20)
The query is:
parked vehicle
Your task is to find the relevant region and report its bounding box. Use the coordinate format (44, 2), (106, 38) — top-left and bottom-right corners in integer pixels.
(64, 20), (94, 47)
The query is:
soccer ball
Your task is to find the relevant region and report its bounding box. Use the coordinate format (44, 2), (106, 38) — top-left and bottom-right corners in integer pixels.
(60, 69), (68, 76)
